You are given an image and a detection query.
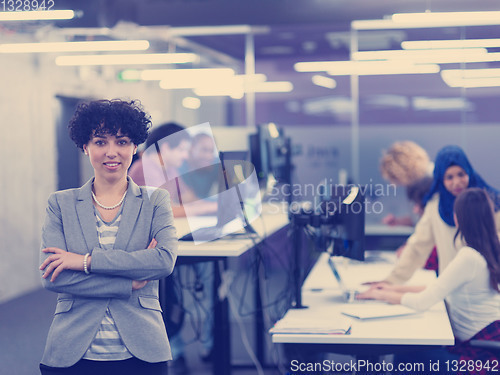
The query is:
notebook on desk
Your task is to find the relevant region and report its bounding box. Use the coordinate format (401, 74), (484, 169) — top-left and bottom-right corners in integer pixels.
(270, 315), (351, 335)
(341, 304), (416, 320)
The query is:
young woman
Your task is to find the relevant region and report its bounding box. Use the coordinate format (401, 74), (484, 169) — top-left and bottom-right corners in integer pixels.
(358, 188), (500, 371)
(379, 145), (500, 285)
(39, 99), (178, 375)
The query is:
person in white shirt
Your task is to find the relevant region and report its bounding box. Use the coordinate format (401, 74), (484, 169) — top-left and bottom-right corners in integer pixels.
(359, 188), (500, 370)
(379, 145), (500, 285)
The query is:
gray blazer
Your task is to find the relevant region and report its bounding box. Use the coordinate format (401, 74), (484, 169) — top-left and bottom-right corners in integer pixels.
(40, 178), (178, 367)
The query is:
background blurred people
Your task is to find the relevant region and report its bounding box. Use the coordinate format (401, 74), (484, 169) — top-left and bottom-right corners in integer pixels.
(375, 145), (500, 286)
(359, 188), (500, 373)
(380, 140), (434, 226)
(179, 132), (220, 201)
(129, 123), (216, 217)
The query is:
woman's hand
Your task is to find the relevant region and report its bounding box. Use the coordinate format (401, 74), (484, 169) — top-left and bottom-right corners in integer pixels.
(132, 280), (148, 290)
(40, 247), (88, 282)
(130, 239), (156, 290)
(356, 288), (404, 304)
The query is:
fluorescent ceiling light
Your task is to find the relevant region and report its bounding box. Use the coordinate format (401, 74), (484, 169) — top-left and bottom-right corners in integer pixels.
(245, 81), (293, 93)
(392, 11), (500, 27)
(353, 13), (500, 30)
(141, 68), (235, 81)
(194, 87), (244, 99)
(353, 48), (488, 63)
(182, 97), (201, 109)
(312, 75), (337, 89)
(55, 53), (199, 66)
(412, 97), (473, 111)
(402, 39), (500, 50)
(158, 72), (265, 90)
(0, 40), (150, 53)
(193, 80), (292, 97)
(441, 69), (500, 88)
(167, 25), (269, 36)
(295, 61), (440, 75)
(0, 10), (75, 21)
(442, 68), (500, 79)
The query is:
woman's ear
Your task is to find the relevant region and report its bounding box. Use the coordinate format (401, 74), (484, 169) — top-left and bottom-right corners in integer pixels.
(83, 145), (89, 156)
(133, 145), (138, 155)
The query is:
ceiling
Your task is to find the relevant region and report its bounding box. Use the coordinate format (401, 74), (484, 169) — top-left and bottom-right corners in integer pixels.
(6, 0), (500, 124)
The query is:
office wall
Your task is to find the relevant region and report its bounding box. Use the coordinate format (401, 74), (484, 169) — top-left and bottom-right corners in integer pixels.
(0, 54), (57, 304)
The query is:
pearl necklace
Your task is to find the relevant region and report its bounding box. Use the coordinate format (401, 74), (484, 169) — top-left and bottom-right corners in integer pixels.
(92, 184), (128, 210)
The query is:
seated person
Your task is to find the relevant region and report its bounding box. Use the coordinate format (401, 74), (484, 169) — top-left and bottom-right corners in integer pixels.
(358, 188), (500, 373)
(129, 122), (216, 217)
(179, 132), (220, 202)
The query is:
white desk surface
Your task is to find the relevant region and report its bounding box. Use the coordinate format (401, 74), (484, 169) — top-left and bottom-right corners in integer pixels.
(271, 252), (454, 346)
(174, 203), (289, 257)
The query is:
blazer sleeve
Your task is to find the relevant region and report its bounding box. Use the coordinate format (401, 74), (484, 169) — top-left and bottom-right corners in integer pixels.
(89, 188), (178, 280)
(384, 200), (436, 284)
(40, 193), (133, 299)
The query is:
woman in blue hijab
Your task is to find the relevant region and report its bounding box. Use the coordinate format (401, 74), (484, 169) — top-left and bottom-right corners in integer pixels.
(382, 145), (500, 285)
(423, 145), (500, 227)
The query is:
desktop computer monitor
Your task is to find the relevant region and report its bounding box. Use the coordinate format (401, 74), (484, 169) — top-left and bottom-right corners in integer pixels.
(324, 186), (365, 261)
(249, 123), (291, 191)
(218, 151), (261, 232)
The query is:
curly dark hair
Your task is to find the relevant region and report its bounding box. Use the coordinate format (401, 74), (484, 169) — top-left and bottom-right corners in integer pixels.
(68, 99), (151, 151)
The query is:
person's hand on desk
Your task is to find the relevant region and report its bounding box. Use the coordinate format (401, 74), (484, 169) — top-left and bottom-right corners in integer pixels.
(382, 214), (414, 226)
(356, 284), (426, 304)
(356, 287), (403, 304)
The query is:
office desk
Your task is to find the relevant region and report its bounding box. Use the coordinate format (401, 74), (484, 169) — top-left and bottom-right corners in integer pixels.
(172, 205), (289, 375)
(271, 252), (454, 359)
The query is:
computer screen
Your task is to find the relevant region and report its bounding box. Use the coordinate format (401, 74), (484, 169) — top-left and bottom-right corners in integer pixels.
(218, 151), (261, 232)
(180, 151), (261, 242)
(325, 186), (365, 261)
(249, 123), (291, 189)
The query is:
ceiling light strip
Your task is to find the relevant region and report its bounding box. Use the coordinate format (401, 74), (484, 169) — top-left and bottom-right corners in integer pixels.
(353, 48), (487, 61)
(0, 40), (150, 53)
(55, 53), (199, 66)
(402, 39), (500, 50)
(0, 10), (75, 21)
(295, 61), (440, 75)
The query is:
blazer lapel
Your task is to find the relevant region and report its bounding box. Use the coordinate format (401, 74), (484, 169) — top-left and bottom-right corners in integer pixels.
(114, 178), (143, 250)
(76, 178), (100, 252)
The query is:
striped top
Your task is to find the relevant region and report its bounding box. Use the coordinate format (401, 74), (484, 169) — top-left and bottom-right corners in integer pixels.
(83, 207), (133, 361)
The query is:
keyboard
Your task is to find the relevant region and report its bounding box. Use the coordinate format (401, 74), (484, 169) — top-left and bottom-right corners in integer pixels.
(179, 226), (222, 241)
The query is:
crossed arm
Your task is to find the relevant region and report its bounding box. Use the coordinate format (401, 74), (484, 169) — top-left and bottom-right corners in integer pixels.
(39, 190), (177, 298)
(40, 239), (157, 289)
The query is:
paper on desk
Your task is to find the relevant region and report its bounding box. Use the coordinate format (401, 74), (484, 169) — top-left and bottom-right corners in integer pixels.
(270, 316), (351, 335)
(341, 304), (416, 320)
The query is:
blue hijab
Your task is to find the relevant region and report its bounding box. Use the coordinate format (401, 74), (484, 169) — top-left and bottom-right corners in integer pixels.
(423, 145), (500, 226)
